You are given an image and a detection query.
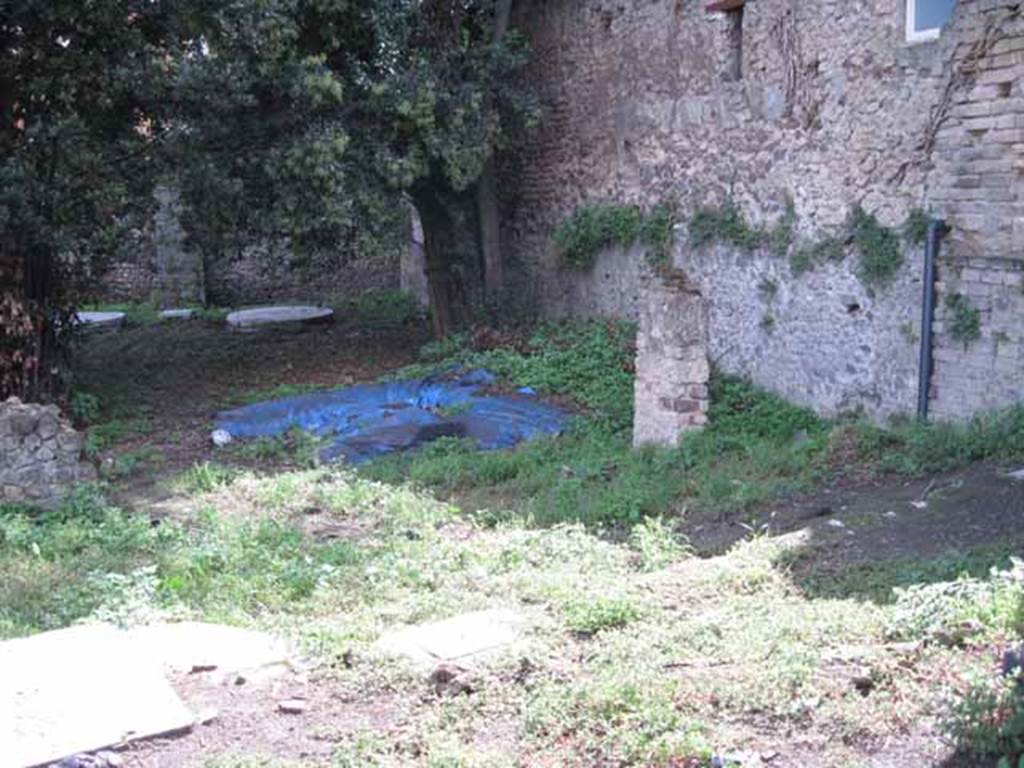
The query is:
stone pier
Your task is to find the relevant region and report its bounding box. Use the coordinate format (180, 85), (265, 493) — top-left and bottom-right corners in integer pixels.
(632, 279), (710, 449)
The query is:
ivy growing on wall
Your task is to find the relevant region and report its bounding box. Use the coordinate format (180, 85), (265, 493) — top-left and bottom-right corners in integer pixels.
(946, 293), (982, 346)
(688, 198), (933, 290)
(554, 202), (676, 269)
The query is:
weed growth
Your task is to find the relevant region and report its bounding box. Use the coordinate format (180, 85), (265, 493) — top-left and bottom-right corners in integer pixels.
(334, 289), (422, 328)
(553, 202), (676, 268)
(849, 206), (903, 288)
(946, 292), (982, 345)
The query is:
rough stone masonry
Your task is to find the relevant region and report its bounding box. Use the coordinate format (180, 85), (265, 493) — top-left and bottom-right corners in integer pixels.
(633, 278), (710, 448)
(1, 398), (96, 507)
(499, 0), (1024, 423)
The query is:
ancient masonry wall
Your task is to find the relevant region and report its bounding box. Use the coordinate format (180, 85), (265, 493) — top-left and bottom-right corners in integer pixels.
(97, 188), (401, 308)
(0, 398), (95, 507)
(501, 0), (1024, 421)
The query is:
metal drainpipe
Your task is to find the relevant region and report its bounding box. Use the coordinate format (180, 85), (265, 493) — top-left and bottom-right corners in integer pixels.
(917, 218), (948, 421)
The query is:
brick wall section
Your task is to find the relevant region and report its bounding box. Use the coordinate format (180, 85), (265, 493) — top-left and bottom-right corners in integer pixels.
(499, 0), (1024, 421)
(931, 256), (1024, 419)
(924, 3), (1024, 419)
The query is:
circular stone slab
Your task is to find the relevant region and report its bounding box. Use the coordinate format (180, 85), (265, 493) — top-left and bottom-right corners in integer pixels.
(76, 311), (125, 332)
(226, 305), (334, 332)
(159, 308), (195, 321)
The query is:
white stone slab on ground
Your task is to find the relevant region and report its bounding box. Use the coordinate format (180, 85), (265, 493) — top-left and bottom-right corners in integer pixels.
(1, 624), (195, 768)
(375, 609), (525, 667)
(75, 311), (125, 333)
(225, 306), (334, 332)
(159, 308), (195, 321)
(127, 621), (294, 681)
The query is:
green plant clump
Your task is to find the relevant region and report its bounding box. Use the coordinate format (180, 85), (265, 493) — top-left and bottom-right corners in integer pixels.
(849, 206), (903, 288)
(690, 197), (795, 259)
(553, 202), (676, 269)
(946, 292), (982, 345)
(904, 208), (931, 245)
(789, 236), (846, 276)
(853, 405), (1024, 475)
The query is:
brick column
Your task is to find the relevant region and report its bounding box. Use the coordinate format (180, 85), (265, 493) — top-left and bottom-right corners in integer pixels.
(633, 278), (710, 448)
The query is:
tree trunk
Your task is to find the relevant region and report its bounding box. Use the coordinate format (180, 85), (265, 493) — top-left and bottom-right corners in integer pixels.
(477, 0), (514, 307)
(415, 193), (458, 339)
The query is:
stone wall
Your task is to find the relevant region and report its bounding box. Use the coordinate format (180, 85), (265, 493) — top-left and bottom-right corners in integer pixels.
(99, 187), (205, 306)
(1, 398), (95, 508)
(500, 0), (1024, 421)
(97, 188), (402, 308)
(202, 241), (400, 307)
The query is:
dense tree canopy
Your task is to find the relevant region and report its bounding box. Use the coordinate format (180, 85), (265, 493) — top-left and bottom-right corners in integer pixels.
(1, 0), (533, 401)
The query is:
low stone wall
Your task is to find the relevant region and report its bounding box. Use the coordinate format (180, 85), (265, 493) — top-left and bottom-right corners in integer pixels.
(0, 399), (96, 507)
(633, 278), (710, 448)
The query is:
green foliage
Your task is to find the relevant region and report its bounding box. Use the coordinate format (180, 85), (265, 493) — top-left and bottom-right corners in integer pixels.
(689, 201), (764, 252)
(84, 418), (153, 458)
(0, 490), (364, 637)
(373, 334), (831, 526)
(230, 429), (323, 469)
(180, 462), (237, 495)
(849, 206), (904, 288)
(789, 236), (846, 276)
(706, 375), (824, 443)
(564, 596), (641, 635)
(404, 320), (636, 430)
(1, 0), (191, 401)
(904, 208), (931, 245)
(689, 197), (795, 258)
(83, 418), (152, 457)
(630, 517), (691, 571)
(553, 202), (676, 268)
(335, 289), (423, 328)
(69, 391), (101, 427)
(947, 292), (983, 345)
(946, 674), (1024, 765)
(853, 406), (1024, 475)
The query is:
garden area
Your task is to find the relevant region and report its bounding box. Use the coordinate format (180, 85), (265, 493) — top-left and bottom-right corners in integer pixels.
(5, 303), (1024, 767)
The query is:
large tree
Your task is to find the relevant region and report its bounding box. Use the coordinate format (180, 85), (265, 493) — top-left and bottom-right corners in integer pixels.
(1, 0), (532, 403)
(176, 0), (535, 338)
(0, 0), (206, 401)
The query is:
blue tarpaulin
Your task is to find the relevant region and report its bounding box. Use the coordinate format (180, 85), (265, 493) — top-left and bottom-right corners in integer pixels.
(215, 369), (569, 464)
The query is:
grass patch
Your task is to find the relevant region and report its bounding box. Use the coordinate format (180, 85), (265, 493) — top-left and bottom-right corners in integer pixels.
(852, 407), (1024, 475)
(370, 323), (831, 527)
(334, 288), (423, 328)
(226, 382), (332, 407)
(84, 417), (154, 456)
(564, 596), (642, 635)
